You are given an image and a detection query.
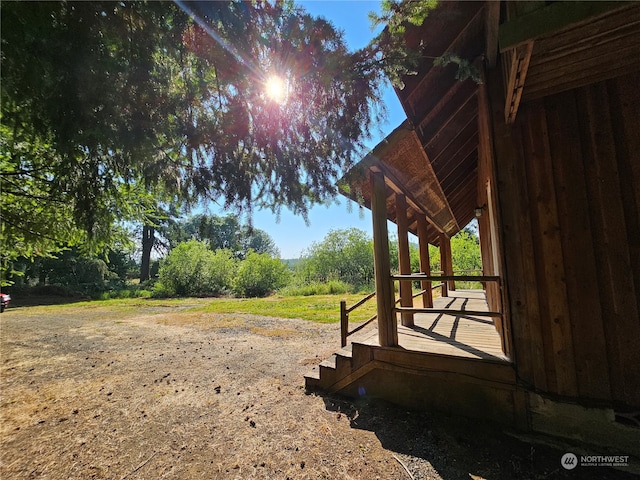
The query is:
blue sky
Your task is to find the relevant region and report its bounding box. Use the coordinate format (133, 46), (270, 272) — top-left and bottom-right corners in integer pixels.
(209, 1), (407, 258)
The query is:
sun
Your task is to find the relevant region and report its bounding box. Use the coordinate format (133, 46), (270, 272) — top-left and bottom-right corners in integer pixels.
(265, 75), (286, 103)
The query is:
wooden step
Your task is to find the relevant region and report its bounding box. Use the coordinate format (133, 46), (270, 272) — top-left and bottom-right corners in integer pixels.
(303, 368), (321, 391)
(335, 352), (353, 379)
(305, 343), (361, 392)
(318, 355), (339, 388)
(351, 342), (374, 370)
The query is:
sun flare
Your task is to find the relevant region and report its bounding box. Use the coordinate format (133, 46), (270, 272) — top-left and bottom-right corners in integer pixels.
(265, 75), (286, 103)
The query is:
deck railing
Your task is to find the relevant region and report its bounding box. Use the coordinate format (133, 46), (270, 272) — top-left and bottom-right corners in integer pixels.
(339, 270), (497, 347)
(406, 269), (481, 297)
(392, 273), (502, 318)
(340, 292), (377, 347)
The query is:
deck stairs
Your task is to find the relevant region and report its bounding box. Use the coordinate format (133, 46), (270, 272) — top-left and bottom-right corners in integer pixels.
(304, 342), (377, 394)
(304, 344), (352, 393)
(306, 290), (516, 403)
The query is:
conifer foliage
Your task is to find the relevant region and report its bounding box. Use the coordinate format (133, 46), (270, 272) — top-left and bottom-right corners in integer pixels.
(1, 1), (391, 270)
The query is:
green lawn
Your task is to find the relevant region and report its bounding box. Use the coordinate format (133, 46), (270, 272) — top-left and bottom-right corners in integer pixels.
(193, 293), (378, 324)
(19, 293), (378, 324)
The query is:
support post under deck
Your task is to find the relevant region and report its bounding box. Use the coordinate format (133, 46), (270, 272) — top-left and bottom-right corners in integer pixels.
(417, 216), (434, 308)
(440, 233), (454, 295)
(371, 171), (398, 347)
(396, 193), (414, 327)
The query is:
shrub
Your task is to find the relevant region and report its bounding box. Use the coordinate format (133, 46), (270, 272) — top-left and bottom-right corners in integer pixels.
(297, 228), (374, 290)
(151, 281), (173, 298)
(157, 241), (236, 296)
(233, 251), (289, 298)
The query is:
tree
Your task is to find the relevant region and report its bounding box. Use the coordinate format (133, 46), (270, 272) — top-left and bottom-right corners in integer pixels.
(156, 240), (236, 296)
(298, 228), (374, 289)
(162, 214), (279, 259)
(1, 1), (191, 278)
(239, 226), (280, 259)
(450, 228), (482, 273)
(2, 1), (392, 272)
(233, 251), (289, 297)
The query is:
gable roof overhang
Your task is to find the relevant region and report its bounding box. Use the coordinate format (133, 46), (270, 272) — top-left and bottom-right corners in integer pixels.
(339, 1), (486, 246)
(338, 120), (459, 245)
(338, 1), (640, 245)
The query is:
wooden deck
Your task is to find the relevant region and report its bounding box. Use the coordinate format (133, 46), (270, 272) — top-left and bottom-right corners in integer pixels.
(352, 290), (509, 362)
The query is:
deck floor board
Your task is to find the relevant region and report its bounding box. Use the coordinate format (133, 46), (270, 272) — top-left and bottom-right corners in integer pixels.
(352, 290), (509, 362)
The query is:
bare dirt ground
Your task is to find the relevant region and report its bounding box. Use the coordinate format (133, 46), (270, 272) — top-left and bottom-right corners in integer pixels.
(0, 299), (636, 479)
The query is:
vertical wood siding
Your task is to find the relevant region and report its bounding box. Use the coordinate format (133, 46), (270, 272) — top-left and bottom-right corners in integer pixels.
(478, 80), (510, 356)
(495, 71), (640, 407)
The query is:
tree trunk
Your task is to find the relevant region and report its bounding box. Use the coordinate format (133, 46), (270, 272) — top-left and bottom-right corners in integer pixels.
(140, 225), (155, 282)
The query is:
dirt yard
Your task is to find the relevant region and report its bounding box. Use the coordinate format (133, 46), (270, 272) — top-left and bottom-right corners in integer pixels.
(0, 299), (635, 479)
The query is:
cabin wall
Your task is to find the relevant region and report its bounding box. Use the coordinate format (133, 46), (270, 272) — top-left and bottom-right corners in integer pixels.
(492, 70), (640, 408)
(477, 81), (511, 356)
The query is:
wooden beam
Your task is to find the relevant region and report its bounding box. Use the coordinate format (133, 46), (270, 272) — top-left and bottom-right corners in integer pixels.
(427, 108), (478, 173)
(499, 1), (625, 51)
(502, 41), (534, 124)
(396, 194), (414, 327)
(424, 87), (478, 155)
(393, 274), (500, 283)
(371, 171), (398, 347)
(371, 163), (449, 235)
(395, 307), (503, 318)
(406, 4), (486, 111)
(477, 70), (512, 358)
(417, 79), (470, 133)
(417, 216), (434, 308)
(485, 0), (501, 68)
(439, 233), (453, 295)
(488, 66), (548, 392)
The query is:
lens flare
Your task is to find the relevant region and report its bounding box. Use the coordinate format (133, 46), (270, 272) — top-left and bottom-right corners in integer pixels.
(265, 75), (286, 103)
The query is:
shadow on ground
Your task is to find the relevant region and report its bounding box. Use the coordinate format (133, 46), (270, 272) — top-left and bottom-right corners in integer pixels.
(3, 293), (90, 309)
(320, 395), (636, 480)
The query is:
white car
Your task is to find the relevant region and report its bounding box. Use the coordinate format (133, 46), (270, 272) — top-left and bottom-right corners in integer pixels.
(1, 293), (10, 313)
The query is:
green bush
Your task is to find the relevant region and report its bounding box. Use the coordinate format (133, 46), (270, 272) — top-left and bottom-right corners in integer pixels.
(297, 228), (374, 290)
(157, 241), (236, 296)
(232, 251), (289, 298)
(151, 281), (173, 298)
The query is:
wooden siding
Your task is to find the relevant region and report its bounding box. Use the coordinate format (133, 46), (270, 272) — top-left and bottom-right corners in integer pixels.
(477, 78), (511, 356)
(494, 70), (640, 407)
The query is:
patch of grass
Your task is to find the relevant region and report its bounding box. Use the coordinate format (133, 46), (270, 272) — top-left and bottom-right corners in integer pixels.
(279, 280), (353, 296)
(12, 293), (380, 325)
(17, 297), (210, 318)
(194, 293), (378, 324)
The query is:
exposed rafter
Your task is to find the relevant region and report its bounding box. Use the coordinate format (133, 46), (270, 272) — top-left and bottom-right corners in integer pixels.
(370, 164), (447, 235)
(404, 3), (486, 115)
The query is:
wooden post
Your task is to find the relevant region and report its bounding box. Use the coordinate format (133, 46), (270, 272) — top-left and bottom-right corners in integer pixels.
(396, 194), (414, 327)
(371, 171), (398, 347)
(445, 234), (455, 291)
(439, 233), (454, 295)
(417, 215), (433, 307)
(340, 300), (348, 348)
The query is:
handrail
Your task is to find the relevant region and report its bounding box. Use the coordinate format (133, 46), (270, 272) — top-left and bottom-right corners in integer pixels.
(395, 306), (502, 317)
(341, 274), (500, 347)
(345, 291), (376, 313)
(391, 272), (503, 320)
(392, 274), (500, 283)
(340, 292), (377, 347)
